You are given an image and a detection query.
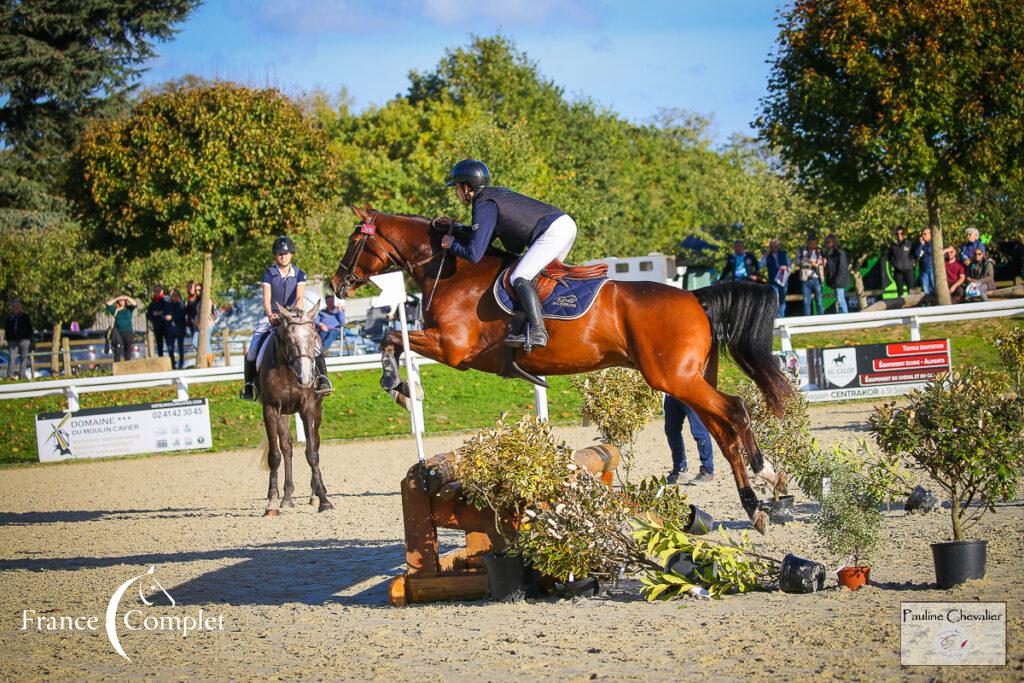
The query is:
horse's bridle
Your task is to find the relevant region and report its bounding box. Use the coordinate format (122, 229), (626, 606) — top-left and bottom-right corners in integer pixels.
(276, 318), (321, 379)
(335, 216), (447, 295)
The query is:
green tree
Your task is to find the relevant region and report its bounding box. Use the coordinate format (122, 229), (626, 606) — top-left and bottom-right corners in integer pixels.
(72, 83), (336, 366)
(0, 208), (109, 373)
(0, 0), (198, 203)
(758, 0), (1024, 305)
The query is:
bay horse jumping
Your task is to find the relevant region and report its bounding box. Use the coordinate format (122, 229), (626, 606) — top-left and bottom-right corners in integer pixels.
(332, 207), (791, 532)
(256, 302), (333, 517)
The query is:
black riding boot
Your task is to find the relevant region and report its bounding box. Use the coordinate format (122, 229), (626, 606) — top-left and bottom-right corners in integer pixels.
(314, 354), (333, 396)
(239, 359), (257, 401)
(505, 277), (548, 352)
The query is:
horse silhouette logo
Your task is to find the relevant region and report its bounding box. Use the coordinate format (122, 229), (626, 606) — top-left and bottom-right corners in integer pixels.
(822, 347), (857, 388)
(105, 565), (175, 661)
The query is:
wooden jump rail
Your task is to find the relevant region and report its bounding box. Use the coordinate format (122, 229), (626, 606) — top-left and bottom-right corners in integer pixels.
(389, 444), (620, 606)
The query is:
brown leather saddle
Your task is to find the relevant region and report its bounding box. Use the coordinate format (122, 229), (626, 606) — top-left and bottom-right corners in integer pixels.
(500, 259), (609, 303)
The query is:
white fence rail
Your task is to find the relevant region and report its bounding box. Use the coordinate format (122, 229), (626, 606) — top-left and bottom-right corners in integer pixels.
(775, 298), (1024, 351)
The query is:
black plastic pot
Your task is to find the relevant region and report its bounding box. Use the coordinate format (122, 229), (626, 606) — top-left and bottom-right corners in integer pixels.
(663, 551), (699, 580)
(685, 505), (714, 535)
(932, 540), (987, 588)
(483, 552), (526, 602)
(558, 576), (600, 598)
(759, 495), (796, 525)
(905, 485), (938, 514)
(778, 553), (826, 593)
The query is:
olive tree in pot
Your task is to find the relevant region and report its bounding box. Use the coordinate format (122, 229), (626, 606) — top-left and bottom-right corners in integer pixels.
(870, 369), (1024, 588)
(813, 449), (883, 590)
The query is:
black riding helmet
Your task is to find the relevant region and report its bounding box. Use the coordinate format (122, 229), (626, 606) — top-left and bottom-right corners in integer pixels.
(445, 159), (490, 189)
(273, 235), (296, 255)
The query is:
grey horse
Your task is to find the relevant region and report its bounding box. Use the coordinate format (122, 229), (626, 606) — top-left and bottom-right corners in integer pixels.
(258, 302), (333, 516)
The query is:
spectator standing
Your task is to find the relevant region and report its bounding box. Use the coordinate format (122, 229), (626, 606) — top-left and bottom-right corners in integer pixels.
(795, 233), (825, 316)
(184, 280), (198, 338)
(185, 282), (216, 355)
(663, 395), (714, 484)
(960, 227), (987, 267)
(944, 246), (967, 304)
(887, 227), (916, 297)
(105, 295), (137, 362)
(165, 289), (187, 369)
(146, 285), (171, 358)
(316, 294), (346, 354)
(823, 234), (851, 314)
(5, 299), (33, 379)
(965, 247), (997, 301)
(760, 238), (791, 318)
(915, 227), (935, 295)
(719, 240), (761, 283)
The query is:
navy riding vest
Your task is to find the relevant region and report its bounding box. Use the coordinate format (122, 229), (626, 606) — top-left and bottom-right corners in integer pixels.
(473, 187), (563, 250)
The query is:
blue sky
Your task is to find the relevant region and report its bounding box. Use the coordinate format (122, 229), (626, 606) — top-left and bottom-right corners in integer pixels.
(142, 0), (785, 141)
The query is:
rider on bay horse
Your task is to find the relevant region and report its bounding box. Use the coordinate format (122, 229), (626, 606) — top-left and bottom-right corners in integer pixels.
(437, 159), (578, 351)
(240, 236), (332, 400)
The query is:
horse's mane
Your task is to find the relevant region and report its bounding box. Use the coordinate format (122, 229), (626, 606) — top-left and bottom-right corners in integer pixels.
(376, 210), (518, 264)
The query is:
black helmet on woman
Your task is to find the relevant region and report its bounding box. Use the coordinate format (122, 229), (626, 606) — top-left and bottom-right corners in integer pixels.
(273, 235), (296, 255)
(445, 159), (490, 189)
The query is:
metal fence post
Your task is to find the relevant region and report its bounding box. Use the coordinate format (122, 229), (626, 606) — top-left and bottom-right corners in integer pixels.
(534, 379), (549, 422)
(64, 386), (79, 412)
(175, 377), (189, 402)
(780, 326), (793, 352)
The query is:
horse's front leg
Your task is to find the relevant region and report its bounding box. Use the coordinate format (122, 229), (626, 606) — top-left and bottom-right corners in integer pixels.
(301, 401), (333, 512)
(263, 404), (283, 517)
(379, 328), (448, 405)
(277, 413), (296, 508)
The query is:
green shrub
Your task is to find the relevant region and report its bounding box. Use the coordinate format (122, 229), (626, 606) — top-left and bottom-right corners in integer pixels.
(738, 379), (814, 499)
(813, 446), (883, 566)
(990, 327), (1024, 395)
(870, 369), (1024, 541)
(572, 368), (662, 480)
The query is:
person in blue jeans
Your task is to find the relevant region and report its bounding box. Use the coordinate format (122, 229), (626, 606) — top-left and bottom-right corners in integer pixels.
(760, 238), (791, 318)
(316, 294), (346, 353)
(916, 227), (935, 295)
(663, 395), (714, 484)
(795, 233), (825, 316)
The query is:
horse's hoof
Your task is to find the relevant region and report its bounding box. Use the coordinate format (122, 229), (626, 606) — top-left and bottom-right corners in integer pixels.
(380, 373), (399, 391)
(318, 501), (335, 513)
(282, 499), (295, 508)
(751, 510), (769, 535)
(263, 508), (280, 517)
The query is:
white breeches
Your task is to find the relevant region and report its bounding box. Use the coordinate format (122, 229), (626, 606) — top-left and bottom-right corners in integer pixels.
(510, 214), (578, 282)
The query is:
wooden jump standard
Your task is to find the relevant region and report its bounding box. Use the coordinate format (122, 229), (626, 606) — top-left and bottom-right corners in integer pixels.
(389, 444), (620, 606)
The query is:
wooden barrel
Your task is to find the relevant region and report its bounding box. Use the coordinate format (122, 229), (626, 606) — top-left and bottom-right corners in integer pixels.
(573, 444), (620, 475)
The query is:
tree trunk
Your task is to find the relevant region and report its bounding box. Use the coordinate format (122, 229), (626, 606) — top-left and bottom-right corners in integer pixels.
(950, 485), (963, 541)
(197, 250), (214, 368)
(852, 256), (868, 309)
(50, 322), (61, 375)
(926, 180), (952, 306)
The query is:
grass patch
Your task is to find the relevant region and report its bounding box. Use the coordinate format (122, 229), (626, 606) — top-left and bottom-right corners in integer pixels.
(2, 318), (1020, 466)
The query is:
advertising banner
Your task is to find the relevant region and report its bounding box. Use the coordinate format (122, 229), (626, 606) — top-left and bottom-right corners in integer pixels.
(35, 398), (213, 463)
(777, 339), (952, 402)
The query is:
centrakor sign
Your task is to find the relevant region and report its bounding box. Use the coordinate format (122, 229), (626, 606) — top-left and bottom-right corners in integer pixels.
(778, 339), (952, 402)
(35, 399), (213, 462)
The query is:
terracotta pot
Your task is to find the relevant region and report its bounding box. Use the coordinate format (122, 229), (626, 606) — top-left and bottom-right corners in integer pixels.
(836, 565), (870, 591)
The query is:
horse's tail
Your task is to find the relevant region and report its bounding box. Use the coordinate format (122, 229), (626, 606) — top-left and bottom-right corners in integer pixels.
(694, 281), (793, 417)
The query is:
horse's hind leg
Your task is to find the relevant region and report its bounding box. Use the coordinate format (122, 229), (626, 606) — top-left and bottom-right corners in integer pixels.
(301, 402), (332, 512)
(641, 364), (769, 534)
(263, 405), (283, 517)
(278, 413), (295, 507)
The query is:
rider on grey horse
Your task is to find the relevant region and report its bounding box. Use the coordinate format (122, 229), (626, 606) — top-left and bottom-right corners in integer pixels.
(436, 159), (578, 351)
(240, 236), (333, 400)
